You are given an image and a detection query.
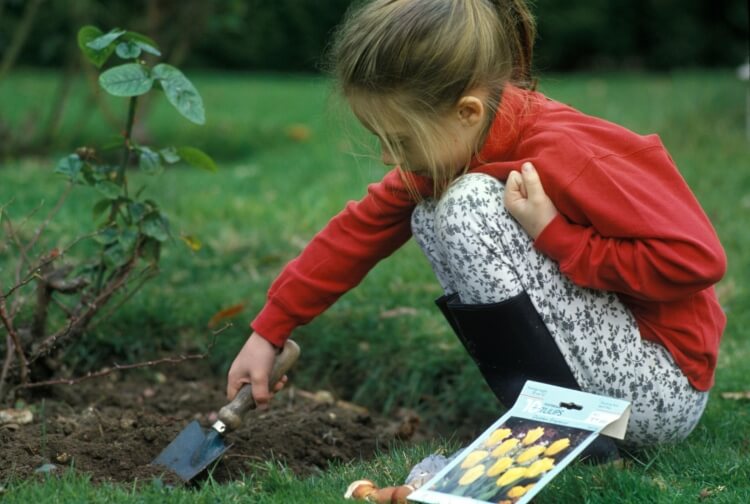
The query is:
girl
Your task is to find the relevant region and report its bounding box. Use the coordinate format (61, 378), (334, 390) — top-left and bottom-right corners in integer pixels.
(226, 0), (726, 452)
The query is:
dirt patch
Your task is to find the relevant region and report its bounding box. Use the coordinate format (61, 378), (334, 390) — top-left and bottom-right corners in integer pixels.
(0, 362), (420, 484)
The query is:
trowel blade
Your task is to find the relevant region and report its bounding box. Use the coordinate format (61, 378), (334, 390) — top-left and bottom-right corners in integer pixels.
(150, 420), (231, 482)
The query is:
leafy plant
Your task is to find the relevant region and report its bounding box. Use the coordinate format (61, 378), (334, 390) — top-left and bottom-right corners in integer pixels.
(0, 27), (216, 400)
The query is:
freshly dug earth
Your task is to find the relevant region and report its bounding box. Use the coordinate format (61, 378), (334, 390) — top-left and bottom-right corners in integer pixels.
(0, 362), (419, 485)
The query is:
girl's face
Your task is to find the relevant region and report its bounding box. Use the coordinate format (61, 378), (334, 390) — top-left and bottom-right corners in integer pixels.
(349, 91), (488, 178)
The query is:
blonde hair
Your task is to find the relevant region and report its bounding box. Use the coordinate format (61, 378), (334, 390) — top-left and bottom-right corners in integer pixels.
(329, 0), (536, 197)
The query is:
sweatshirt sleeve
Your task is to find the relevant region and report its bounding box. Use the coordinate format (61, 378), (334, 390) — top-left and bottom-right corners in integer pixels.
(534, 145), (726, 302)
(251, 169), (428, 346)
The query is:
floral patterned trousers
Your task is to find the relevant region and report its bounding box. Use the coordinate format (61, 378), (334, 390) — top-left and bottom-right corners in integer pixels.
(410, 173), (708, 447)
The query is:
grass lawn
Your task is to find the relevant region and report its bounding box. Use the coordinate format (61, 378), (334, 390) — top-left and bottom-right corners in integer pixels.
(1, 68), (749, 502)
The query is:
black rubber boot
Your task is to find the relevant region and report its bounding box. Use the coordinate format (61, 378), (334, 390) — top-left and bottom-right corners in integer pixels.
(436, 291), (621, 464)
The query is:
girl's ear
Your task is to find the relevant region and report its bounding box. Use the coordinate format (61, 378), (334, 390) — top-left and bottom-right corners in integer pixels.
(456, 95), (485, 127)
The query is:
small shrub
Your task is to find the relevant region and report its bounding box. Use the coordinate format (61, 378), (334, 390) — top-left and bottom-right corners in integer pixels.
(0, 27), (216, 401)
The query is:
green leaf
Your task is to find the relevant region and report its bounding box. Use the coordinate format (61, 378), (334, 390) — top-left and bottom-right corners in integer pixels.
(159, 147), (180, 164)
(142, 212), (170, 242)
(99, 63), (154, 97)
(93, 199), (111, 218)
(138, 147), (162, 174)
(95, 180), (122, 199)
(86, 28), (126, 50)
(55, 154), (83, 179)
(141, 238), (161, 264)
(77, 26), (116, 68)
(93, 226), (118, 245)
(100, 135), (125, 151)
(152, 64), (205, 125)
(79, 164), (97, 186)
(176, 146), (217, 172)
(134, 41), (162, 57)
(128, 201), (147, 222)
(123, 31), (162, 57)
(118, 227), (139, 254)
(104, 241), (128, 267)
(115, 41), (141, 59)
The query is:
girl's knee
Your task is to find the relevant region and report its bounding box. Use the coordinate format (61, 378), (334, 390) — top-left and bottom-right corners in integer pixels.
(444, 173), (506, 204)
(434, 173), (514, 233)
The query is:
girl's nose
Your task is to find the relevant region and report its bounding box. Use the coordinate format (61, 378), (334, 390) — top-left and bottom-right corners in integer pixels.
(381, 148), (396, 166)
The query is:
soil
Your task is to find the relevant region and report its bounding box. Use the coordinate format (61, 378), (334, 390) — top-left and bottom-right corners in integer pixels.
(0, 361), (422, 485)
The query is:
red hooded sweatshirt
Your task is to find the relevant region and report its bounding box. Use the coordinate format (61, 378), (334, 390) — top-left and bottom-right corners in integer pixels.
(251, 85), (727, 391)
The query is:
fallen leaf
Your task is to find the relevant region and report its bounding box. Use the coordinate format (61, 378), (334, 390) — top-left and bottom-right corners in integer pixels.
(286, 124), (311, 142)
(379, 307), (418, 319)
(335, 399), (369, 416)
(207, 303), (245, 328)
(0, 408), (33, 426)
(699, 485), (726, 500)
(720, 391), (750, 400)
(180, 233), (202, 251)
(651, 476), (668, 491)
(55, 452), (72, 464)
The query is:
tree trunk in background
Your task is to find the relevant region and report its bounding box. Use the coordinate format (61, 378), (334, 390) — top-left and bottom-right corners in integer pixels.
(0, 0), (43, 81)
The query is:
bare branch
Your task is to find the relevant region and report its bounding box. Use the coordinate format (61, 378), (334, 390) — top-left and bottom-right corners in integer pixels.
(13, 324), (230, 392)
(0, 296), (28, 383)
(0, 335), (15, 400)
(3, 210), (33, 283)
(87, 265), (159, 331)
(1, 187), (74, 300)
(48, 276), (88, 294)
(50, 295), (75, 317)
(17, 356), (203, 389)
(2, 269), (42, 301)
(23, 183), (73, 256)
(4, 230), (98, 302)
(29, 255), (139, 362)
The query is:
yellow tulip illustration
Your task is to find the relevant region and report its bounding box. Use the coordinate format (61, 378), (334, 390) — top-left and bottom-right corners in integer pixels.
(491, 438), (519, 457)
(496, 466), (527, 487)
(522, 427), (545, 445)
(544, 437), (571, 456)
(483, 428), (512, 447)
(516, 444), (546, 464)
(460, 450), (489, 469)
(486, 456), (514, 477)
(507, 484), (529, 498)
(458, 464), (486, 486)
(525, 457), (555, 478)
(508, 483), (535, 498)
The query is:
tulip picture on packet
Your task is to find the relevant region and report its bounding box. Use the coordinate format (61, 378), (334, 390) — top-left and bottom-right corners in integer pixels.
(409, 381), (631, 504)
(420, 417), (592, 503)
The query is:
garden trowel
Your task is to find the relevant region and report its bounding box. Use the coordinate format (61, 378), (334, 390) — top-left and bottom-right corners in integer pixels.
(151, 340), (300, 481)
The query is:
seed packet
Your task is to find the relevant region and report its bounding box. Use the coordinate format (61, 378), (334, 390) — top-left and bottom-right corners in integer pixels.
(408, 381), (631, 504)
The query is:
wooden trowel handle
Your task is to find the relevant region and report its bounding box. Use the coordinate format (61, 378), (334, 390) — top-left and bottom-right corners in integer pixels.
(218, 339), (300, 432)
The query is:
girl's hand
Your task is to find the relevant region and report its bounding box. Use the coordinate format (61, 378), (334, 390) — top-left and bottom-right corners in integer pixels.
(504, 162), (559, 239)
(226, 331), (288, 409)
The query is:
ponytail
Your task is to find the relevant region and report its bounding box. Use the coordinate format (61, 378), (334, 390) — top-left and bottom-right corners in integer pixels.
(489, 0), (537, 89)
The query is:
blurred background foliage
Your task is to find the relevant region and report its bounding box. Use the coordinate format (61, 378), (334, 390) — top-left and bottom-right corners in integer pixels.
(0, 0), (748, 436)
(1, 0), (747, 74)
